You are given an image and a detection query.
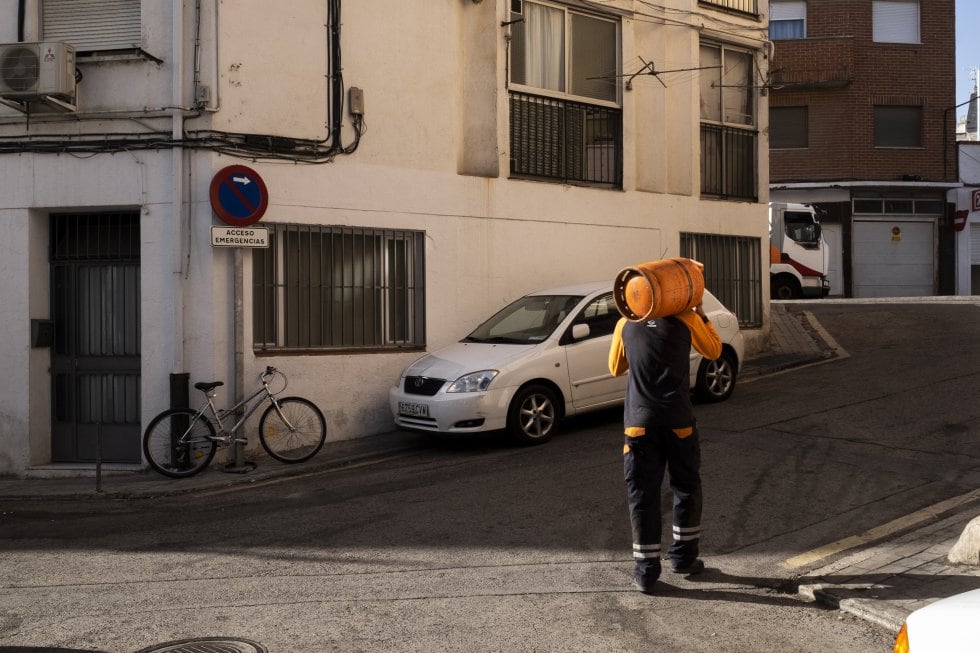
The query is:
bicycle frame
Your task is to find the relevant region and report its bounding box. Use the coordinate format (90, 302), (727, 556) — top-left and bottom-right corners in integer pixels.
(195, 370), (292, 442)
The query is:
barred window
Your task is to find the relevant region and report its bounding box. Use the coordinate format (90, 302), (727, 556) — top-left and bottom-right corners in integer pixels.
(700, 42), (758, 200)
(253, 225), (425, 352)
(681, 232), (763, 328)
(508, 1), (623, 187)
(699, 0), (758, 15)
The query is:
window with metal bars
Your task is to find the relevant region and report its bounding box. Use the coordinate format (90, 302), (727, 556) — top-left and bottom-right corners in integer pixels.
(699, 42), (758, 200)
(699, 0), (759, 15)
(509, 90), (622, 186)
(507, 1), (622, 188)
(681, 232), (762, 328)
(252, 224), (426, 352)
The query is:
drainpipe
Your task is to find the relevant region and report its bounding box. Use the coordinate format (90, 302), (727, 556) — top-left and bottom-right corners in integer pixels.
(17, 0), (25, 41)
(170, 0), (188, 401)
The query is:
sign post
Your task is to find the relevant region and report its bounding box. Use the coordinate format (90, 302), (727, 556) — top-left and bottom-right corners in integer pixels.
(208, 165), (270, 474)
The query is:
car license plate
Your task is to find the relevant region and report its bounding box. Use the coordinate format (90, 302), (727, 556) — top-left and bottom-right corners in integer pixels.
(399, 401), (429, 418)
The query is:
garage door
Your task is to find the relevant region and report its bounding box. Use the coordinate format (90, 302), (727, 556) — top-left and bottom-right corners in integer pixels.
(853, 219), (935, 297)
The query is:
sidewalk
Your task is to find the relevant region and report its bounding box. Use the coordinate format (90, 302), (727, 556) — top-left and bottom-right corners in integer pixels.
(1, 300), (977, 638)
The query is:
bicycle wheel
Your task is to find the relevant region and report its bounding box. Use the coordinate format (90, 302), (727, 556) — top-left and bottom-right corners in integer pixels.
(259, 397), (326, 463)
(143, 408), (217, 478)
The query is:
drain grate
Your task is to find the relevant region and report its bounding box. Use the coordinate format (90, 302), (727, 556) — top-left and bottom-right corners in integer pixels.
(134, 637), (267, 653)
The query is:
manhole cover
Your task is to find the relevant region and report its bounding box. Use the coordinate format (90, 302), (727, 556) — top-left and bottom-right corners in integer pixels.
(134, 637), (267, 653)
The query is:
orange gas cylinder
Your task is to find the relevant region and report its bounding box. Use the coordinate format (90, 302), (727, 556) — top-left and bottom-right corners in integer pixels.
(613, 257), (705, 321)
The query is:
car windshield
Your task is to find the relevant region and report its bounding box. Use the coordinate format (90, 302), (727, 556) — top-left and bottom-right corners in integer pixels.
(463, 294), (584, 344)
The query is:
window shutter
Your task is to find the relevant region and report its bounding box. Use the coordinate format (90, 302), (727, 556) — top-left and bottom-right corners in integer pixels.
(43, 0), (142, 52)
(872, 1), (919, 44)
(771, 1), (806, 21)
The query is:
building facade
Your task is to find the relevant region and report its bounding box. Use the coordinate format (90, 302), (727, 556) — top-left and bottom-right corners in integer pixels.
(0, 0), (771, 477)
(768, 0), (959, 297)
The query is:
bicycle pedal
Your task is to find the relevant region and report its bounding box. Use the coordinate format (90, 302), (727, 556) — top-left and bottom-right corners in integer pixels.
(234, 438), (248, 444)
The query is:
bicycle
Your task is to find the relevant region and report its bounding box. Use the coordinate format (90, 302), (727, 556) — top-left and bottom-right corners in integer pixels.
(142, 366), (326, 478)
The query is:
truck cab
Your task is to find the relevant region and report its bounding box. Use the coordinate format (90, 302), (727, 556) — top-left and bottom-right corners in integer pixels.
(769, 202), (831, 299)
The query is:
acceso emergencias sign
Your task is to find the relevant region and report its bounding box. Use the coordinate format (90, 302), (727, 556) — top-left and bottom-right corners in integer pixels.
(210, 226), (269, 248)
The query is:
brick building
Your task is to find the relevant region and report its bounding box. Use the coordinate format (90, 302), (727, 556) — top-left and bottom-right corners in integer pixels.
(768, 0), (959, 297)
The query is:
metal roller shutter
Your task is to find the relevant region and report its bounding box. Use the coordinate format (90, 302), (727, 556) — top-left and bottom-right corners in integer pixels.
(43, 0), (141, 52)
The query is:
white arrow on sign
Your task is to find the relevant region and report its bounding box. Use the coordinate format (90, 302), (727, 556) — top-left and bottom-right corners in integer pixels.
(233, 176), (251, 185)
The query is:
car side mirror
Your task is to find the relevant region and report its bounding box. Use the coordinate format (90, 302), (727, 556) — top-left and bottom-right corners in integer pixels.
(571, 323), (590, 340)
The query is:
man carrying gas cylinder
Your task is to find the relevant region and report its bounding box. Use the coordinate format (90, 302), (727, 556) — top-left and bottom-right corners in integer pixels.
(607, 258), (722, 594)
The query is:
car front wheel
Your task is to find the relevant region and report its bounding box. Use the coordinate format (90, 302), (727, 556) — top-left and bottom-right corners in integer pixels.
(507, 384), (560, 445)
(695, 352), (737, 402)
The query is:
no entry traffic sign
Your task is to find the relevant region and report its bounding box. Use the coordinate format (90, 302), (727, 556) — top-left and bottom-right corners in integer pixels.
(209, 165), (269, 226)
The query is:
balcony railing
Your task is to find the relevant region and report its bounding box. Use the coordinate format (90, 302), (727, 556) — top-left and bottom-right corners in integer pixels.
(509, 90), (623, 188)
(700, 123), (758, 201)
(699, 0), (758, 15)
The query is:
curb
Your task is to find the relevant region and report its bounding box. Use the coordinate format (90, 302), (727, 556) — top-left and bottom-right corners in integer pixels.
(799, 584), (906, 633)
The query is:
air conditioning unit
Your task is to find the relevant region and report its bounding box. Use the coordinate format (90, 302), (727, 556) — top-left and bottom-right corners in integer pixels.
(0, 42), (76, 102)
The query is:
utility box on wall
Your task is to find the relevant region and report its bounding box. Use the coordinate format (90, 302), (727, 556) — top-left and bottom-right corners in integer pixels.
(30, 319), (54, 348)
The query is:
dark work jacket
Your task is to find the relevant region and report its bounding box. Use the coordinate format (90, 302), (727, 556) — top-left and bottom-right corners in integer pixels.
(608, 312), (721, 431)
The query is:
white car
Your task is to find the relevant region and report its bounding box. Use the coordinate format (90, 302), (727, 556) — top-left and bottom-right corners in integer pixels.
(893, 588), (980, 653)
(389, 282), (744, 444)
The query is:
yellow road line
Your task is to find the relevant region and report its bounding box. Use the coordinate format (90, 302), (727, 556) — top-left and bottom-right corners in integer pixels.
(783, 487), (980, 570)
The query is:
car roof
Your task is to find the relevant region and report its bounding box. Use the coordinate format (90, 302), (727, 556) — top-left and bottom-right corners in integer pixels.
(525, 280), (613, 297)
(524, 280), (721, 305)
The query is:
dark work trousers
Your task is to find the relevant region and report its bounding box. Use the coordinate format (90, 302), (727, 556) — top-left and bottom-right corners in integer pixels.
(624, 424), (702, 585)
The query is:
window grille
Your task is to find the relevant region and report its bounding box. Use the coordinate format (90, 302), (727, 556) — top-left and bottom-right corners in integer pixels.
(253, 224), (426, 352)
(509, 90), (622, 186)
(700, 124), (758, 200)
(699, 0), (759, 16)
(681, 232), (762, 328)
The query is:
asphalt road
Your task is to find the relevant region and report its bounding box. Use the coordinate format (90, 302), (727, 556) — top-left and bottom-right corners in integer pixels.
(1, 301), (978, 652)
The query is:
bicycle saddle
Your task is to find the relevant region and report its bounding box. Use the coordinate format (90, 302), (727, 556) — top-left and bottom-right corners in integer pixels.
(194, 381), (224, 391)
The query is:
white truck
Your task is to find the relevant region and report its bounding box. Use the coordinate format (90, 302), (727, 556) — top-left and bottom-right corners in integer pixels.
(769, 202), (830, 299)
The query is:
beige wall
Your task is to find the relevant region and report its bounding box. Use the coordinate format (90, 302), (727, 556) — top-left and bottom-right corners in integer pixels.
(0, 0), (770, 474)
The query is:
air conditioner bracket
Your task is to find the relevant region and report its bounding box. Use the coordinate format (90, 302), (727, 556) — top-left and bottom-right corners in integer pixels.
(0, 95), (77, 114)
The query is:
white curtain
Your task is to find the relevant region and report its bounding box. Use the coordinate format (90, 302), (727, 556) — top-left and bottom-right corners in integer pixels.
(524, 3), (564, 92)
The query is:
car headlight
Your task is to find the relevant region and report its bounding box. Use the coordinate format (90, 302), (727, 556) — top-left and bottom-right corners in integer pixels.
(447, 370), (498, 393)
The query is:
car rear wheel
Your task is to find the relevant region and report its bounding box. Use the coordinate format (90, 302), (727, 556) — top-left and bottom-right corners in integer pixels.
(507, 384), (559, 445)
(695, 351), (737, 402)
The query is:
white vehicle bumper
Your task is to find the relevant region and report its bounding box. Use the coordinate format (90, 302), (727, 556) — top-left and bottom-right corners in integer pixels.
(389, 384), (515, 433)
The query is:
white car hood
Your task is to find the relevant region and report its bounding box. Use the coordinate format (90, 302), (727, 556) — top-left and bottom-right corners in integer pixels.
(405, 341), (537, 381)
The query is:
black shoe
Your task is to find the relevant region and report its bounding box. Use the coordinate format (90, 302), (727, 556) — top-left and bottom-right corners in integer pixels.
(632, 578), (657, 595)
(670, 559), (705, 575)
